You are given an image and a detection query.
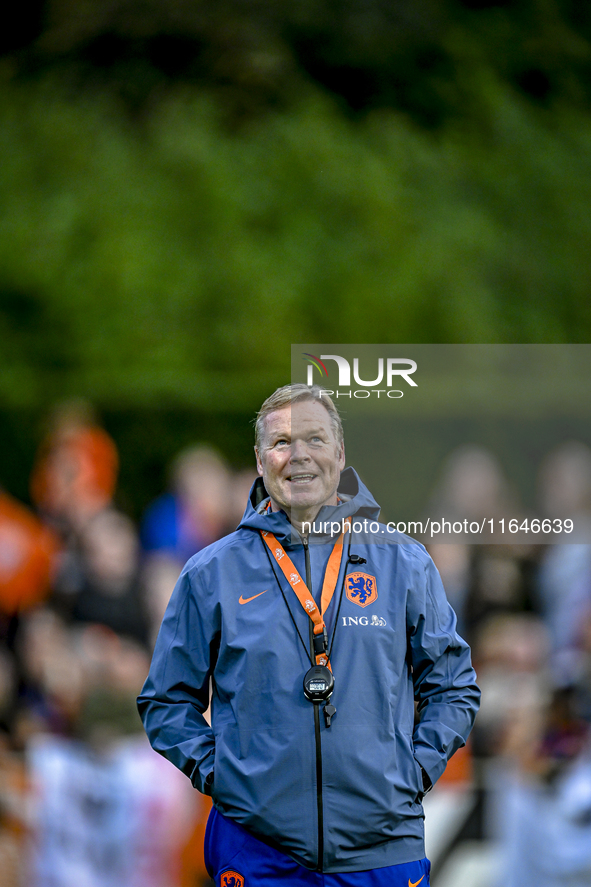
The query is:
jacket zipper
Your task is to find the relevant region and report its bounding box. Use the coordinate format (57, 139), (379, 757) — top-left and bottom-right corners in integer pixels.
(303, 536), (324, 872)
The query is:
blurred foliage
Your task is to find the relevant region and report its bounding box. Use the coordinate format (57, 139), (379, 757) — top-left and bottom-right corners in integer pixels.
(2, 74), (591, 413)
(1, 0), (591, 507)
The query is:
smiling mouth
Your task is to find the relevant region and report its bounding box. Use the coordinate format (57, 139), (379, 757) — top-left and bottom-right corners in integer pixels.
(288, 474), (317, 484)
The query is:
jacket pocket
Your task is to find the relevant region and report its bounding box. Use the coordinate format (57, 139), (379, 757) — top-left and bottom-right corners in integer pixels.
(204, 768), (215, 797)
(412, 753), (425, 804)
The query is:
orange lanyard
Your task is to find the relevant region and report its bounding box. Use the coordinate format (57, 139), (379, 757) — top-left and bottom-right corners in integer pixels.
(260, 525), (349, 668)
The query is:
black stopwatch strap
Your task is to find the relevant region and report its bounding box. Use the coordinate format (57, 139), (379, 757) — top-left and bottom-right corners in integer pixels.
(327, 531), (354, 662)
(313, 629), (328, 656)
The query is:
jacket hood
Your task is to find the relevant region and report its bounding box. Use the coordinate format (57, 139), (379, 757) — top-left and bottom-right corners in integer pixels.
(237, 467), (381, 545)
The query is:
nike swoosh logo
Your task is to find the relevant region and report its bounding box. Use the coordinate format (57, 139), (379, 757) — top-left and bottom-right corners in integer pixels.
(408, 877), (424, 887)
(238, 590), (268, 605)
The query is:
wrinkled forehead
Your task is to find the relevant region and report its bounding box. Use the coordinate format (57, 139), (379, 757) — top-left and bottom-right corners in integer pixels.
(262, 400), (337, 444)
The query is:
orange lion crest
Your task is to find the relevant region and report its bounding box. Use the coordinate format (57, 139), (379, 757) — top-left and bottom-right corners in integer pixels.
(221, 872), (244, 887)
(345, 572), (378, 608)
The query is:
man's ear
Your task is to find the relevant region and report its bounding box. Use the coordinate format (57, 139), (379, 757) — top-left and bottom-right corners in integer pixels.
(338, 442), (346, 470)
(254, 446), (264, 476)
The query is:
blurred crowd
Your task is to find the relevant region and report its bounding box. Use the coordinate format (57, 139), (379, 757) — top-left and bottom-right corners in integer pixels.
(1, 402), (591, 886)
(0, 401), (256, 887)
(426, 441), (591, 887)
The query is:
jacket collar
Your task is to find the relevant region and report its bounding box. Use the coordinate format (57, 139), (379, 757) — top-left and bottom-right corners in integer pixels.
(238, 467), (380, 546)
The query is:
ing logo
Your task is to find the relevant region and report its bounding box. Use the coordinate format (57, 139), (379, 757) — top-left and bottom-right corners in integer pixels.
(221, 872), (245, 887)
(346, 572), (378, 608)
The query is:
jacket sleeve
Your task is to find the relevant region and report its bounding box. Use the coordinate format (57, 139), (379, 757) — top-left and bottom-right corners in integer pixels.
(137, 563), (217, 794)
(407, 553), (481, 788)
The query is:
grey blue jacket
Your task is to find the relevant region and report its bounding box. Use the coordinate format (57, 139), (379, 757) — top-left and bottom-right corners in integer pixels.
(137, 468), (480, 873)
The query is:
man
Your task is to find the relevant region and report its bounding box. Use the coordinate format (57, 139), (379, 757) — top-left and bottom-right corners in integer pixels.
(138, 384), (480, 886)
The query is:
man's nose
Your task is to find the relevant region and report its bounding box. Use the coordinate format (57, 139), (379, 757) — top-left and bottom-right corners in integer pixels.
(290, 439), (310, 461)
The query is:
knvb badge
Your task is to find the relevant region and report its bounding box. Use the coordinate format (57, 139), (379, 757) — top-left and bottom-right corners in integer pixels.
(302, 353), (417, 399)
(346, 572), (378, 608)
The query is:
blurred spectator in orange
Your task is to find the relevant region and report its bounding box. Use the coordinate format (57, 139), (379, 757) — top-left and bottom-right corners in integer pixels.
(30, 400), (118, 535)
(0, 489), (59, 623)
(141, 445), (231, 562)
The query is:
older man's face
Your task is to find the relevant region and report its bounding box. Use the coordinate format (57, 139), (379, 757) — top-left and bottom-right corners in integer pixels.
(255, 400), (345, 518)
